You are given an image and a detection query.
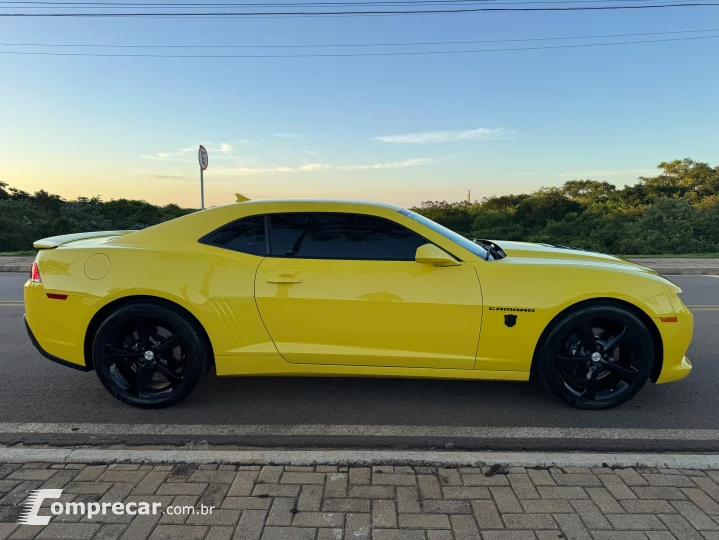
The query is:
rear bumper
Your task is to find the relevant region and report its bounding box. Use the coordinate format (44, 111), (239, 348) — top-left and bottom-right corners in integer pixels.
(24, 314), (91, 372)
(24, 281), (99, 370)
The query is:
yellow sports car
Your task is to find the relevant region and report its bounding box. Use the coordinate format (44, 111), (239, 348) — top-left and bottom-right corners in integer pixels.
(24, 199), (693, 409)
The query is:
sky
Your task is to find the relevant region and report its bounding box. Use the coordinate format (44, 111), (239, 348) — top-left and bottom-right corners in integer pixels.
(0, 2), (718, 209)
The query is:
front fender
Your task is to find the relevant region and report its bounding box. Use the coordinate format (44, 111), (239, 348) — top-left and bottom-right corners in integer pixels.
(471, 258), (676, 372)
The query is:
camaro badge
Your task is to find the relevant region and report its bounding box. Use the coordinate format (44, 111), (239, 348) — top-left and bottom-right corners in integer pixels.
(504, 314), (517, 328)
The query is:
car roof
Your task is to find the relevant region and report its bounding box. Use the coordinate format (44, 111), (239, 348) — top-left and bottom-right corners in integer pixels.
(224, 198), (404, 211)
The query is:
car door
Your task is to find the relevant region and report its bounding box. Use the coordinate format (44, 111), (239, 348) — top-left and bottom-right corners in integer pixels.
(254, 212), (483, 369)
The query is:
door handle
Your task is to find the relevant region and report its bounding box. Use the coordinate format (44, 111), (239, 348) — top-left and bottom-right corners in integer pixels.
(266, 275), (302, 284)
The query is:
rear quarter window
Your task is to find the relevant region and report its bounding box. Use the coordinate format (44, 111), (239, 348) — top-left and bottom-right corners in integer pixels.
(199, 215), (266, 255)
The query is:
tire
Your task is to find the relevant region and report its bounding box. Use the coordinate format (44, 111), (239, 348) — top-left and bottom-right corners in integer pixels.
(537, 303), (654, 410)
(92, 302), (209, 408)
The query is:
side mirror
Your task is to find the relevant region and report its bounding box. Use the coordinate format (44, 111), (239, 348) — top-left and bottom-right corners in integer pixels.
(415, 243), (460, 267)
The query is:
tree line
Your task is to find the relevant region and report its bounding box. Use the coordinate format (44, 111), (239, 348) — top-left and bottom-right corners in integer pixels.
(1, 158), (718, 255)
(417, 158), (719, 255)
(0, 183), (194, 252)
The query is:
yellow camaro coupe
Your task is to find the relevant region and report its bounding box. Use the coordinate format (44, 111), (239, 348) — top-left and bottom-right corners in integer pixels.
(24, 199), (693, 409)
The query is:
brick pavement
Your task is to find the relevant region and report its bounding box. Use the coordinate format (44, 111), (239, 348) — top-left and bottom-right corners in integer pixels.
(3, 461), (719, 539)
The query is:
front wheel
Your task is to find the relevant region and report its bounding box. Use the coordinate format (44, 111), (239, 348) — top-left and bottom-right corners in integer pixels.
(92, 302), (209, 408)
(538, 303), (654, 410)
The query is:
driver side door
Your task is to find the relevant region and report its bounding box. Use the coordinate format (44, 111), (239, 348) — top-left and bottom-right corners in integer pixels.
(254, 212), (483, 369)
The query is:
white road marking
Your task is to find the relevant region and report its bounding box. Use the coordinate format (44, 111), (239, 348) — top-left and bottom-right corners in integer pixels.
(2, 422), (719, 441)
(1, 446), (719, 469)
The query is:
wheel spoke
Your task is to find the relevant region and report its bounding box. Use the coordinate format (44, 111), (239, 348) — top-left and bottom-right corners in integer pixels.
(154, 333), (181, 355)
(580, 367), (599, 400)
(127, 364), (151, 396)
(601, 362), (640, 385)
(576, 320), (597, 349)
(554, 315), (646, 403)
(603, 326), (636, 355)
(154, 363), (184, 388)
(104, 344), (142, 359)
(131, 318), (150, 347)
(103, 314), (192, 401)
(556, 355), (590, 369)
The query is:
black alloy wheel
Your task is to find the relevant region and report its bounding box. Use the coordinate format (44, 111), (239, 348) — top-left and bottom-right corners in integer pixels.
(93, 302), (209, 408)
(538, 303), (654, 409)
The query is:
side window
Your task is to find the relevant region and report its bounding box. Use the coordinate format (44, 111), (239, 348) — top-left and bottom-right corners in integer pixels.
(269, 213), (427, 261)
(199, 215), (266, 255)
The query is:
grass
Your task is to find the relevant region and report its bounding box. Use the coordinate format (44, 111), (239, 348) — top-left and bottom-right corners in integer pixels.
(0, 251), (37, 256)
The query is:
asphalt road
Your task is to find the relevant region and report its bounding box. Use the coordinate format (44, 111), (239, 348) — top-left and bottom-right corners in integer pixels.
(1, 272), (718, 452)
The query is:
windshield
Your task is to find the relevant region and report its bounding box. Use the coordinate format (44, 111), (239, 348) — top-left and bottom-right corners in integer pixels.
(399, 208), (488, 260)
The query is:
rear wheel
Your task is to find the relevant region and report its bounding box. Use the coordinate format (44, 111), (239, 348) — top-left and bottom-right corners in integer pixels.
(538, 303), (654, 410)
(92, 302), (209, 408)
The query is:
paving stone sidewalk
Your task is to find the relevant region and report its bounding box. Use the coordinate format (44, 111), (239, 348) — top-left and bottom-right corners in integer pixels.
(4, 461), (719, 540)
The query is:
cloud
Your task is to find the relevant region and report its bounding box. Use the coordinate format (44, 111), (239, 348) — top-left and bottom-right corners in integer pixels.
(337, 158), (434, 171)
(555, 168), (657, 178)
(298, 163), (332, 172)
(149, 174), (185, 179)
(212, 158), (435, 176)
(515, 168), (657, 178)
(375, 127), (516, 144)
(273, 133), (305, 139)
(144, 141), (252, 162)
(141, 152), (195, 163)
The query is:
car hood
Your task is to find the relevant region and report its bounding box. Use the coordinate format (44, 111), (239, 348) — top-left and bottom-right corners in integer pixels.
(490, 240), (653, 272)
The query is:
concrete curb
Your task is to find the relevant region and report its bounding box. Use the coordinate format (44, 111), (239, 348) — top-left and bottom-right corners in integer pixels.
(654, 267), (718, 275)
(0, 265), (31, 273)
(2, 447), (719, 469)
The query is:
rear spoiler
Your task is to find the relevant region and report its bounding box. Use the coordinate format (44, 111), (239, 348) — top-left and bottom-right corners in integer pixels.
(33, 230), (136, 249)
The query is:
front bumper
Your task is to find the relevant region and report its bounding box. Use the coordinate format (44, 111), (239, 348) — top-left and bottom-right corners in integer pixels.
(654, 307), (693, 384)
(656, 355), (692, 384)
(24, 314), (91, 372)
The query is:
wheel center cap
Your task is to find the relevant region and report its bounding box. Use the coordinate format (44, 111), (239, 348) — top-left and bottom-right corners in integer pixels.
(144, 351), (155, 361)
(591, 352), (601, 362)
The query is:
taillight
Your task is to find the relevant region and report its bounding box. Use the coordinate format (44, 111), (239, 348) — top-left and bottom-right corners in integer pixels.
(30, 262), (41, 283)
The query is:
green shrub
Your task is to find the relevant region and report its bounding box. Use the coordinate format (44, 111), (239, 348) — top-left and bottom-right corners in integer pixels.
(413, 159), (719, 255)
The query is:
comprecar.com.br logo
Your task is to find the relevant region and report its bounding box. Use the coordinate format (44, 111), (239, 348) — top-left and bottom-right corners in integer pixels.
(18, 489), (215, 525)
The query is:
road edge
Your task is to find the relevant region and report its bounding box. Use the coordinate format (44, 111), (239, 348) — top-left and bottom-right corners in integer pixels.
(2, 447), (719, 469)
